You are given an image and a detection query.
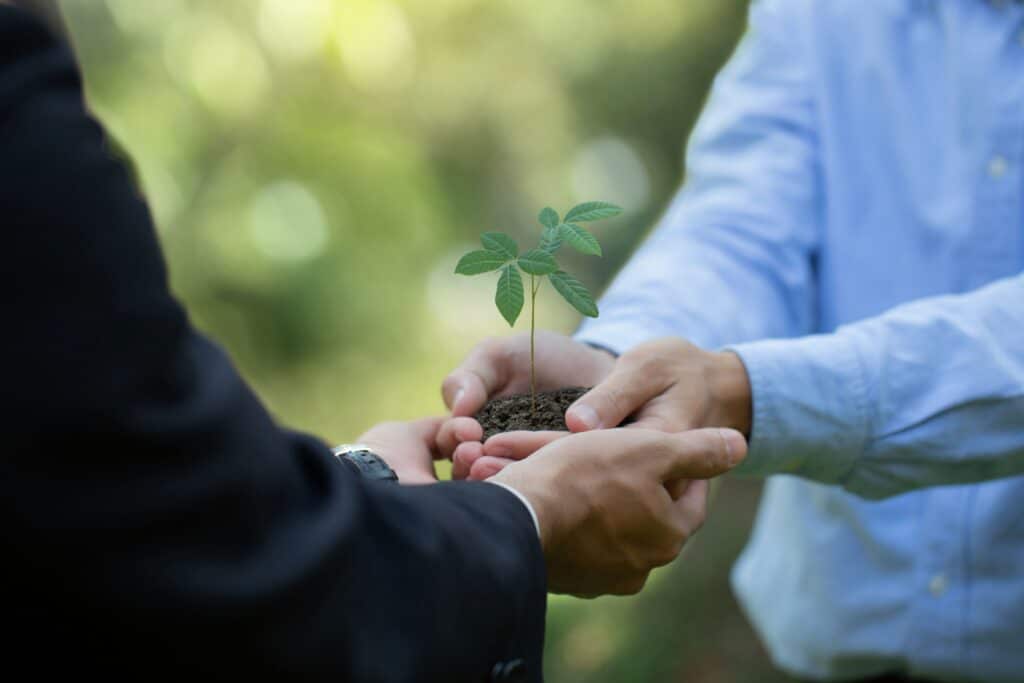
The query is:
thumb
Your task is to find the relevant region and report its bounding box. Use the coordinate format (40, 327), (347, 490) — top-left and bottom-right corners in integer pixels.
(441, 341), (509, 416)
(565, 361), (664, 432)
(657, 428), (747, 481)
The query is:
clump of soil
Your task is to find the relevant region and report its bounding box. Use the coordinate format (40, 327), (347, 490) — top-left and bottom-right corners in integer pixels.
(475, 387), (589, 440)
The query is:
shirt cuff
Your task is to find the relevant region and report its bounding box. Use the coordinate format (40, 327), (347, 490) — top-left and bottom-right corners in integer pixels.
(486, 481), (541, 539)
(726, 332), (871, 483)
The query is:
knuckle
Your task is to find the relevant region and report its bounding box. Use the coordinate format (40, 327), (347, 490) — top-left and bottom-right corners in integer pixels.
(690, 509), (707, 534)
(646, 436), (674, 468)
(603, 385), (629, 419)
(619, 574), (649, 595)
(664, 337), (690, 354)
(652, 545), (679, 568)
(441, 374), (460, 395)
(626, 550), (649, 574)
(639, 353), (663, 378)
(651, 526), (687, 567)
(480, 336), (510, 365)
(703, 445), (715, 475)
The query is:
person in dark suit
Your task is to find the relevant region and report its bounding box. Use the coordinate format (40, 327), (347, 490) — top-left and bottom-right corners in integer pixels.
(0, 3), (746, 681)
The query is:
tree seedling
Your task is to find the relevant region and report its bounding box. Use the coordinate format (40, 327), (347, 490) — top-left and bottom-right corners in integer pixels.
(455, 201), (623, 414)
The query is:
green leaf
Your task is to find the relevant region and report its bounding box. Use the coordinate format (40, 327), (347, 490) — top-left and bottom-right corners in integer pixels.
(539, 225), (563, 253)
(455, 250), (509, 275)
(564, 201), (623, 223)
(558, 223), (602, 256)
(538, 207), (559, 229)
(548, 270), (598, 318)
(481, 232), (518, 259)
(495, 264), (524, 326)
(518, 249), (559, 275)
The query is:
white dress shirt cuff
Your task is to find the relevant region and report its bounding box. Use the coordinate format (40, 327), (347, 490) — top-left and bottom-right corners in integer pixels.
(487, 481), (541, 539)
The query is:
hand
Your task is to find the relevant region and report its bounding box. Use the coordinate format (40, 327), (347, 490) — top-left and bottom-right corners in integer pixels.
(452, 337), (752, 481)
(564, 337), (752, 435)
(355, 417), (445, 485)
(492, 426), (747, 597)
(437, 331), (616, 471)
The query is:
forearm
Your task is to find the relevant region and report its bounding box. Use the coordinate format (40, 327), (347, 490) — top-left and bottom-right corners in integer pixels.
(578, 0), (819, 354)
(730, 273), (1024, 499)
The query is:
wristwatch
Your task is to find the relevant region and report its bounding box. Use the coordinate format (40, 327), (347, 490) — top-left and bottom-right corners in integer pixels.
(332, 443), (399, 483)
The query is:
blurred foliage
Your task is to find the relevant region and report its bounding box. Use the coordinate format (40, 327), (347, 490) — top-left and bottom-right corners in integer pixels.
(61, 0), (790, 680)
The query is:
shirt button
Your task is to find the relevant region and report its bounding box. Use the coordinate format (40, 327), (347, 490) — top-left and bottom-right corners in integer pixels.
(988, 155), (1008, 179)
(928, 573), (948, 597)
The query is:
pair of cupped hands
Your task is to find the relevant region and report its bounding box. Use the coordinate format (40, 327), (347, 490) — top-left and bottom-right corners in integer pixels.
(356, 332), (752, 598)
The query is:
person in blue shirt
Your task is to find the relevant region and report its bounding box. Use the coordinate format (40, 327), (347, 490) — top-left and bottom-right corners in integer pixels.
(440, 0), (1024, 680)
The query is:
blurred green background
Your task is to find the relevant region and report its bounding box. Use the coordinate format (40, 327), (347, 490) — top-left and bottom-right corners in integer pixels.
(61, 1), (790, 680)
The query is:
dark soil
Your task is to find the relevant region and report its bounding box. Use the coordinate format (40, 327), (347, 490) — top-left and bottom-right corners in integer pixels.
(475, 387), (589, 440)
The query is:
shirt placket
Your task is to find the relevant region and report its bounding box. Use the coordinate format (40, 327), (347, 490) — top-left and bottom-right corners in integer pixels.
(962, 18), (1024, 289)
(905, 10), (1024, 679)
(905, 487), (970, 677)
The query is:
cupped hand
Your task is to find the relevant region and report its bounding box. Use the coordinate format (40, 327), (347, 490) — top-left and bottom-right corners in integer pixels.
(564, 337), (753, 435)
(356, 417), (445, 485)
(491, 426), (747, 597)
(451, 338), (752, 481)
(441, 331), (616, 418)
(437, 331), (615, 466)
(449, 429), (567, 481)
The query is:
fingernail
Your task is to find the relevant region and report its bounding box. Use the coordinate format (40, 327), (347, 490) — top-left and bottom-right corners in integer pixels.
(453, 388), (465, 409)
(719, 428), (746, 466)
(569, 404), (600, 430)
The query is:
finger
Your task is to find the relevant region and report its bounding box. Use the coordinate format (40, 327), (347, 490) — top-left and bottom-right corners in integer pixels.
(565, 360), (667, 432)
(671, 479), (710, 536)
(441, 341), (509, 416)
(436, 417), (483, 460)
(469, 455), (517, 481)
(657, 428), (747, 481)
(627, 412), (681, 433)
(483, 430), (569, 460)
(451, 441), (484, 480)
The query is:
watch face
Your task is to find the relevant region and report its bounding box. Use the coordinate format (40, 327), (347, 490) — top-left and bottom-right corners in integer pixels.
(337, 449), (398, 483)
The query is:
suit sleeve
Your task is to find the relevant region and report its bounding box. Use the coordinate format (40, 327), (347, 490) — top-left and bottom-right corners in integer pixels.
(0, 9), (545, 682)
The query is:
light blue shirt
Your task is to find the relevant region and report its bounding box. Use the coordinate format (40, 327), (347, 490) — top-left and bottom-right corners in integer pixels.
(576, 1), (1024, 680)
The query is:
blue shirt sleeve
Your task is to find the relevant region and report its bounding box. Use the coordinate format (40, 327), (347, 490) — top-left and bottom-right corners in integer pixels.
(576, 0), (821, 353)
(731, 273), (1024, 499)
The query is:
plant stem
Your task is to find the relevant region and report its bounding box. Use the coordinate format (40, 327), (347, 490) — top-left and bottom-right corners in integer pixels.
(530, 274), (539, 416)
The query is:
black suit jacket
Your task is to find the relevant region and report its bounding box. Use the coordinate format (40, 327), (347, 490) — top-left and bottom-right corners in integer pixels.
(0, 8), (544, 681)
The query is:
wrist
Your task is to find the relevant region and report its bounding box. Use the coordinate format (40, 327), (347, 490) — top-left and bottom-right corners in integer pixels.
(361, 443), (437, 485)
(582, 342), (618, 380)
(706, 351), (752, 435)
